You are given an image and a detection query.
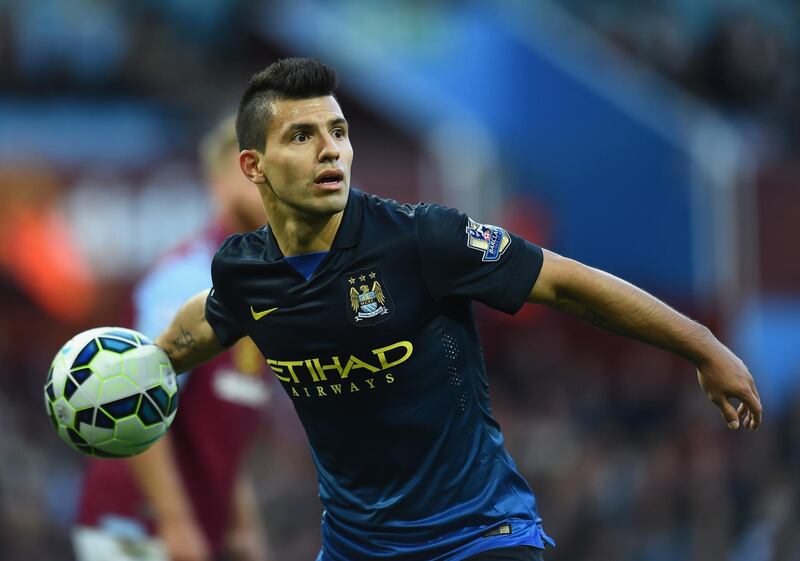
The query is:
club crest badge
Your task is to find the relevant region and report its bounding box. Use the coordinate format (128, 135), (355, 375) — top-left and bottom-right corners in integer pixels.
(465, 218), (511, 262)
(346, 269), (393, 326)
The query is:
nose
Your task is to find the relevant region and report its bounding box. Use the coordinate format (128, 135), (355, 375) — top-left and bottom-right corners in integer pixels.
(318, 132), (340, 162)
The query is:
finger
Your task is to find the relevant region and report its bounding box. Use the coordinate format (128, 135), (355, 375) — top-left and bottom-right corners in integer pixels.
(737, 402), (745, 418)
(750, 379), (761, 400)
(739, 388), (762, 430)
(713, 395), (740, 429)
(748, 380), (763, 430)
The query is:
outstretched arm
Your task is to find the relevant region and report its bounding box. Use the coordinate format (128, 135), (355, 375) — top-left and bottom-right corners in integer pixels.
(155, 289), (229, 374)
(528, 249), (762, 430)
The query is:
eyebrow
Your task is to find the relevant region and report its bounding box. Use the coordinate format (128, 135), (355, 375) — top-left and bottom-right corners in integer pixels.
(284, 117), (348, 132)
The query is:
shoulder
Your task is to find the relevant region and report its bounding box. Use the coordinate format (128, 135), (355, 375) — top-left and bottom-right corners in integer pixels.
(359, 191), (455, 228)
(213, 227), (269, 263)
(133, 227), (219, 335)
(357, 192), (469, 250)
(142, 221), (228, 284)
(210, 228), (269, 294)
(414, 201), (461, 225)
(135, 231), (215, 303)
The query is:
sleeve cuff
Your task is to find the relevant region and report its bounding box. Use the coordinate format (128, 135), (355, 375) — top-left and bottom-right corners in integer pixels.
(496, 240), (543, 314)
(204, 290), (243, 347)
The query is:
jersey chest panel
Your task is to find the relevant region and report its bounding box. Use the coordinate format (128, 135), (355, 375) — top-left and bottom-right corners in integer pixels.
(239, 241), (447, 414)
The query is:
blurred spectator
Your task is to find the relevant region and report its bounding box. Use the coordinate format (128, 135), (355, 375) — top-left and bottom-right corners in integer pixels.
(9, 0), (129, 85)
(561, 1), (800, 146)
(0, 167), (96, 323)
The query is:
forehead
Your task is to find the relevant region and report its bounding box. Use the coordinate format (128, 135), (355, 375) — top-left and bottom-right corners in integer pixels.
(268, 96), (344, 133)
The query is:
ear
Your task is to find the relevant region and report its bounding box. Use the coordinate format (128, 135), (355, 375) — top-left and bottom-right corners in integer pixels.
(239, 150), (267, 184)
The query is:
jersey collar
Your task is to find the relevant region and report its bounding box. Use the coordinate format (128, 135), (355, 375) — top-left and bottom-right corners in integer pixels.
(262, 188), (365, 262)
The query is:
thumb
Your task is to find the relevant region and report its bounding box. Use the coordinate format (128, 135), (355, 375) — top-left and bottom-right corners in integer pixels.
(714, 396), (740, 429)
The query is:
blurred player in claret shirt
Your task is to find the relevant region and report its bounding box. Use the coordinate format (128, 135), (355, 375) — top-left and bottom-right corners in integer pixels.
(73, 117), (275, 561)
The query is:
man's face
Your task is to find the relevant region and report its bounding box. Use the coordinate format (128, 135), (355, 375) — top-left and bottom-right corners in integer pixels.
(256, 95), (353, 217)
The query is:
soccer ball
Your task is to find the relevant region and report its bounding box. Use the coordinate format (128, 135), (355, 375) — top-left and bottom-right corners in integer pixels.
(44, 327), (179, 458)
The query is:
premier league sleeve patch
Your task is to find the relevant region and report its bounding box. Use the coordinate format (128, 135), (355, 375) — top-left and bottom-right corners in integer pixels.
(465, 218), (511, 262)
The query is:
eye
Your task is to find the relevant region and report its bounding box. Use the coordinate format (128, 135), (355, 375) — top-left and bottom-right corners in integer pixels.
(291, 132), (309, 143)
(332, 128), (346, 139)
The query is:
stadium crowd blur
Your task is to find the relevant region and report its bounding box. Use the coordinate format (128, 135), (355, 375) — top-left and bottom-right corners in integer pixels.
(1, 1), (798, 560)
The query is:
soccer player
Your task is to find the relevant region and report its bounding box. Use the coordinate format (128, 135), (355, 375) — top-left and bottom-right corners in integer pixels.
(73, 117), (274, 561)
(155, 58), (762, 561)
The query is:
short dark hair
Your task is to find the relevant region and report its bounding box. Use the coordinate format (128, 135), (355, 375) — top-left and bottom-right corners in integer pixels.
(236, 58), (339, 152)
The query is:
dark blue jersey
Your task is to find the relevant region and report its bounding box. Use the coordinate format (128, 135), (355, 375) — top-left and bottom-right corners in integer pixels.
(206, 190), (554, 560)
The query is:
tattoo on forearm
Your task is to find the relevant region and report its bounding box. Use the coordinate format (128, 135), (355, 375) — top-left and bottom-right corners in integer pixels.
(171, 325), (197, 354)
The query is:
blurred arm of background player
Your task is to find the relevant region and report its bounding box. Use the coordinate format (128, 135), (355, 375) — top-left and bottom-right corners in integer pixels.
(128, 437), (212, 561)
(129, 445), (272, 561)
(224, 473), (273, 561)
(528, 248), (763, 431)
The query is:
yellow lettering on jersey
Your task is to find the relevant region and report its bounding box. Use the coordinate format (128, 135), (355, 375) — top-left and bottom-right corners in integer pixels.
(373, 341), (414, 369)
(265, 340), (413, 390)
(291, 387), (299, 397)
(305, 359), (320, 382)
(365, 378), (376, 389)
(341, 355), (380, 379)
(330, 384), (342, 395)
(267, 359), (291, 383)
(350, 382), (360, 392)
(314, 356), (343, 381)
(316, 386), (327, 397)
(282, 361), (303, 384)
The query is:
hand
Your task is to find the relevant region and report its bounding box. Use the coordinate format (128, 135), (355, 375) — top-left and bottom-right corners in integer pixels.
(224, 524), (273, 561)
(159, 518), (212, 561)
(696, 345), (762, 431)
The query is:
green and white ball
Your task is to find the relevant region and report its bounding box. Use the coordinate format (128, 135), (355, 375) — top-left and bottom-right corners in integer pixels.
(44, 327), (178, 458)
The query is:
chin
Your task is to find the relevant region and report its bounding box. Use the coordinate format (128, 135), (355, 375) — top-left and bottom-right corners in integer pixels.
(315, 187), (349, 213)
(318, 200), (348, 217)
(296, 199), (344, 219)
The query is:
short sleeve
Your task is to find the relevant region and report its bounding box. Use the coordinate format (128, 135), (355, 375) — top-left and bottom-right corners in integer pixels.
(416, 204), (543, 314)
(205, 287), (245, 347)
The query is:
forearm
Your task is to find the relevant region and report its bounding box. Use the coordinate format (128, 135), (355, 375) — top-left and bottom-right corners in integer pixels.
(529, 249), (762, 429)
(529, 250), (719, 366)
(155, 289), (226, 373)
(229, 474), (264, 535)
(127, 434), (194, 524)
(128, 435), (213, 559)
(225, 473), (272, 561)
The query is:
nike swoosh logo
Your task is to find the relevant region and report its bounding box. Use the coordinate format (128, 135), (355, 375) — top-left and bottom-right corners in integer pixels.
(250, 306), (278, 321)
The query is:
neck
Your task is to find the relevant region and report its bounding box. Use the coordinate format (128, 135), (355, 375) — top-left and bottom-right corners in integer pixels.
(266, 204), (343, 257)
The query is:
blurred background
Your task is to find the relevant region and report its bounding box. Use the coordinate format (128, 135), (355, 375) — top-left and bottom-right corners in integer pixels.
(1, 0), (799, 559)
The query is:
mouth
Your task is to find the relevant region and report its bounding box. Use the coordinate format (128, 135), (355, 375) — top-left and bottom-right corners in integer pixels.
(314, 169), (345, 190)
